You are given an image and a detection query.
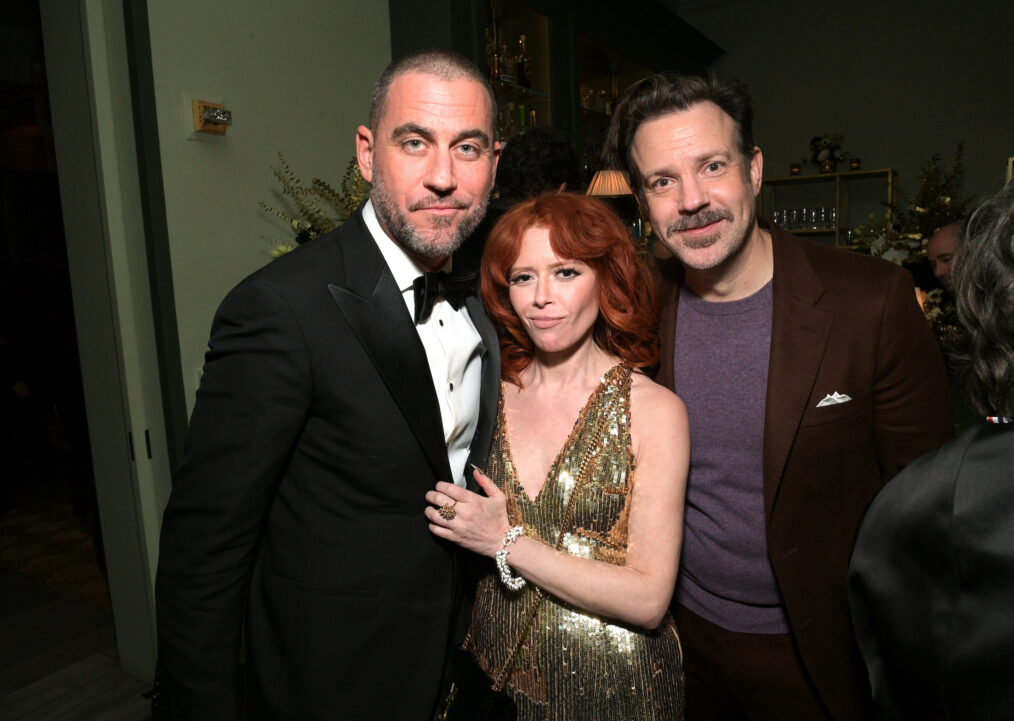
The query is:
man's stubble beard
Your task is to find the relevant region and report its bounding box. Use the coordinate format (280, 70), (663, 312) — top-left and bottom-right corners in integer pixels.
(371, 162), (490, 261)
(661, 201), (756, 272)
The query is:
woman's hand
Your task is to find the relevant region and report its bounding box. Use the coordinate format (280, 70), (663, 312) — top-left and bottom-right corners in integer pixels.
(424, 468), (510, 557)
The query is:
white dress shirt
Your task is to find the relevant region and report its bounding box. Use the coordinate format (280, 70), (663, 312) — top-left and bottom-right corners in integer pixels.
(363, 200), (484, 487)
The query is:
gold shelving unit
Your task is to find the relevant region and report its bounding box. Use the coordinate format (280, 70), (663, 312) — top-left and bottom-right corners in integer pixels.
(759, 168), (897, 247)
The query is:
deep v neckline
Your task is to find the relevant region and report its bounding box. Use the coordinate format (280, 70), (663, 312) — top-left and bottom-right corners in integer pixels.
(500, 364), (625, 504)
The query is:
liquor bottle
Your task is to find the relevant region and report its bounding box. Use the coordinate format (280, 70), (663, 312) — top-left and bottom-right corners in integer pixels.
(499, 43), (516, 85)
(516, 34), (531, 88)
(485, 28), (498, 82)
(495, 108), (506, 141)
(502, 102), (516, 139)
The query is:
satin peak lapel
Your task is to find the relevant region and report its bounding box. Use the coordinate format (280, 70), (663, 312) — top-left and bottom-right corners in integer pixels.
(327, 219), (452, 483)
(463, 292), (500, 493)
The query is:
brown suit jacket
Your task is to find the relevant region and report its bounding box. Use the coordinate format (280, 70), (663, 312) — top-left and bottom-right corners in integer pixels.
(657, 219), (953, 720)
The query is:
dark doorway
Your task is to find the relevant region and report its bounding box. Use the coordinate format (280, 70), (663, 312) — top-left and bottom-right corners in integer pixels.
(0, 0), (109, 610)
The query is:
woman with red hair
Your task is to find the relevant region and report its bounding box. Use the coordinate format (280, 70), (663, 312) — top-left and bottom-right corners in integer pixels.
(426, 192), (689, 719)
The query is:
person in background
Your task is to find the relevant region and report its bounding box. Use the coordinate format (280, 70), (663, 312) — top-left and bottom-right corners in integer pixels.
(495, 127), (582, 201)
(849, 180), (1014, 719)
(927, 221), (961, 291)
(460, 126), (582, 269)
(153, 50), (500, 721)
(925, 220), (981, 431)
(604, 73), (953, 720)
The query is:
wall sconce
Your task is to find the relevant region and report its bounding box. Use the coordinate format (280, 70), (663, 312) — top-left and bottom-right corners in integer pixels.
(192, 100), (232, 135)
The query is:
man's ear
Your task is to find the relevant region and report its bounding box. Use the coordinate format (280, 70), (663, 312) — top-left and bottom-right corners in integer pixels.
(356, 125), (374, 183)
(750, 146), (763, 197)
(633, 186), (645, 214)
(490, 140), (501, 183)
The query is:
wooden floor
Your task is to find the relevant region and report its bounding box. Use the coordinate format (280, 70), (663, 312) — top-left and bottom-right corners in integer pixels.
(0, 569), (150, 721)
(0, 489), (151, 721)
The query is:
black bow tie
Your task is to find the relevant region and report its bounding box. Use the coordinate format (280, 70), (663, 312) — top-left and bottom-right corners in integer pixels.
(412, 270), (476, 324)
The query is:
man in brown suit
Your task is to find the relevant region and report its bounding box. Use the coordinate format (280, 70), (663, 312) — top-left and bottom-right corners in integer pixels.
(604, 75), (952, 720)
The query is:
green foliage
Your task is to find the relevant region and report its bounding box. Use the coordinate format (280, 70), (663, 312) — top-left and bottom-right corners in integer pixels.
(850, 143), (970, 266)
(259, 153), (370, 255)
(892, 142), (971, 241)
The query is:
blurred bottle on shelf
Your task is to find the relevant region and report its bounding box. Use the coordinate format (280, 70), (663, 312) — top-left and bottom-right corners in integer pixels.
(485, 28), (499, 82)
(516, 34), (531, 88)
(500, 43), (517, 85)
(501, 102), (516, 140)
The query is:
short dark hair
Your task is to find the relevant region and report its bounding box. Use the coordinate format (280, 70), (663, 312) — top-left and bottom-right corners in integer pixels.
(603, 74), (755, 196)
(481, 192), (659, 387)
(951, 180), (1014, 418)
(369, 50), (496, 133)
(495, 128), (582, 201)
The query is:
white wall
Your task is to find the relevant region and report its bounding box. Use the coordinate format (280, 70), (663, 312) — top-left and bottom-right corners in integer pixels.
(679, 0), (1014, 212)
(146, 1), (391, 411)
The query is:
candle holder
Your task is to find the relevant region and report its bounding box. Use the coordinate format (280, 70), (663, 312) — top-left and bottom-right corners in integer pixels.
(790, 163), (801, 175)
(849, 158), (862, 171)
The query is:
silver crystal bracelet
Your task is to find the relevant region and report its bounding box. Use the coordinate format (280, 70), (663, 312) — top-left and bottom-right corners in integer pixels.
(495, 525), (526, 590)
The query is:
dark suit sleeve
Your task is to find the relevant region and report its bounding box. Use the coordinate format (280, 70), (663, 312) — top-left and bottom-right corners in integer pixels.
(850, 426), (1014, 717)
(154, 278), (312, 720)
(847, 447), (952, 718)
(870, 268), (952, 479)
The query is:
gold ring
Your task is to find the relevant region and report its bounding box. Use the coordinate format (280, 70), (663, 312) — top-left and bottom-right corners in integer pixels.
(438, 503), (457, 521)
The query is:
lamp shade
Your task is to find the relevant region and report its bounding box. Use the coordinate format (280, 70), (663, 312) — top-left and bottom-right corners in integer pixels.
(586, 169), (633, 197)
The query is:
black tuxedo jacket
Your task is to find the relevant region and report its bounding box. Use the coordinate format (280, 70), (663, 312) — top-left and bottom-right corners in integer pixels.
(849, 422), (1014, 719)
(154, 207), (500, 721)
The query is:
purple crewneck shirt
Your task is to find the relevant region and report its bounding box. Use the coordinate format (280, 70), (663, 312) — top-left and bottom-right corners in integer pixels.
(673, 280), (790, 634)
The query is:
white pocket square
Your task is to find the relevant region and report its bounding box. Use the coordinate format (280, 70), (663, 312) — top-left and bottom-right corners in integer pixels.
(816, 392), (852, 408)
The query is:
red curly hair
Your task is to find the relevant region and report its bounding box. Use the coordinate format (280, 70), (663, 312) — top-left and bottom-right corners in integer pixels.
(481, 192), (659, 386)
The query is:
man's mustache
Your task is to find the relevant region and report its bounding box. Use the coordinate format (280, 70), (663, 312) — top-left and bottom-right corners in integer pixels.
(666, 210), (732, 235)
(409, 197), (469, 211)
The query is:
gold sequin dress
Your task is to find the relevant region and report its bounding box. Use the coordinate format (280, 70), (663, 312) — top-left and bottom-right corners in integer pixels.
(467, 364), (685, 720)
